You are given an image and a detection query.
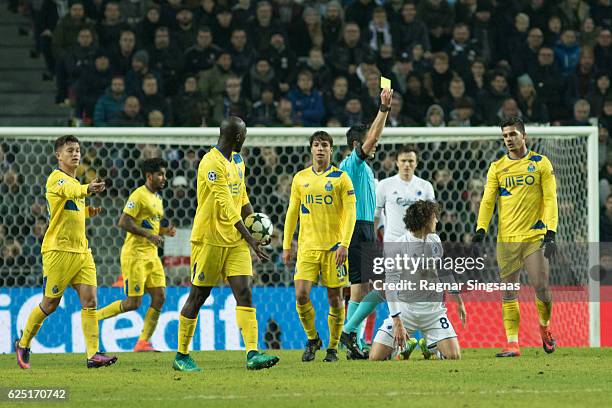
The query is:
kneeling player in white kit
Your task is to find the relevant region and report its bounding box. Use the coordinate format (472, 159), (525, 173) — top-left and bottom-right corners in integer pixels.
(369, 200), (466, 361)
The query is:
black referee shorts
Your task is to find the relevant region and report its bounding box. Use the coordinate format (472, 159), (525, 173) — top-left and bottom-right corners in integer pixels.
(347, 220), (377, 284)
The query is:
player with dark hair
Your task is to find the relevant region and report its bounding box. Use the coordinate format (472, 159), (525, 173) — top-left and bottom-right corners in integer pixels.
(283, 130), (357, 362)
(15, 135), (117, 369)
(474, 117), (558, 357)
(338, 87), (393, 359)
(97, 157), (175, 352)
(173, 116), (279, 372)
(370, 200), (465, 361)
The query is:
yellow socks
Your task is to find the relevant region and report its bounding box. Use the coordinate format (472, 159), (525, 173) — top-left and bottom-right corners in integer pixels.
(139, 307), (161, 342)
(296, 301), (317, 340)
(327, 306), (345, 350)
(502, 299), (520, 344)
(19, 305), (48, 348)
(177, 315), (198, 355)
(536, 298), (552, 327)
(97, 300), (123, 321)
(236, 306), (258, 354)
(81, 308), (99, 359)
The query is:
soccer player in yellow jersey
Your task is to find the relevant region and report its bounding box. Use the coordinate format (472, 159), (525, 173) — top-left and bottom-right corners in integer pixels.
(173, 116), (279, 372)
(283, 131), (357, 362)
(474, 117), (558, 357)
(15, 135), (118, 369)
(97, 158), (176, 352)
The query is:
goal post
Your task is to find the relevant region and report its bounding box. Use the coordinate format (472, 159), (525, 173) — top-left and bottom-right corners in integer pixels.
(0, 126), (601, 350)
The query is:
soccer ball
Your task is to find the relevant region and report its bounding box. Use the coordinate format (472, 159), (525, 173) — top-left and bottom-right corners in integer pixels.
(244, 212), (273, 242)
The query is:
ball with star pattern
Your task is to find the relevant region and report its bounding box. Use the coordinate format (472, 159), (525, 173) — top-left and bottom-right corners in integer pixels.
(244, 212), (274, 242)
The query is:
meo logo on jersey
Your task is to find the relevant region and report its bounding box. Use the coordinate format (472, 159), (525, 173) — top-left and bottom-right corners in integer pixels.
(504, 175), (535, 187)
(305, 194), (334, 205)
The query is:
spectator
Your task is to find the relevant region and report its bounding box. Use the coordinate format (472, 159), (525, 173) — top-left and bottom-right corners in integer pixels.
(567, 46), (597, 101)
(174, 7), (197, 51)
(248, 1), (284, 52)
(439, 76), (475, 118)
(289, 7), (324, 58)
(511, 27), (544, 77)
(322, 1), (344, 51)
(424, 52), (455, 102)
(555, 29), (582, 77)
(195, 0), (218, 27)
(387, 93), (416, 126)
(75, 51), (113, 120)
(211, 75), (251, 126)
(198, 50), (234, 102)
(160, 0), (183, 27)
(403, 73), (433, 124)
(243, 55), (277, 102)
(448, 97), (478, 127)
(558, 0), (590, 31)
(497, 97), (523, 122)
(108, 95), (145, 126)
(0, 238), (24, 271)
(297, 48), (333, 92)
(328, 23), (368, 80)
(601, 194), (612, 242)
(599, 126), (610, 168)
(118, 0), (149, 26)
(125, 50), (163, 96)
(555, 98), (591, 125)
(184, 26), (221, 75)
(592, 0), (612, 30)
(579, 18), (599, 48)
(137, 5), (162, 48)
(523, 0), (556, 32)
(377, 43), (395, 76)
(471, 2), (493, 64)
(516, 74), (549, 123)
(55, 27), (97, 104)
(397, 1), (430, 52)
(172, 75), (208, 126)
(287, 70), (325, 126)
(211, 7), (234, 50)
(417, 0), (455, 52)
(477, 70), (511, 125)
(587, 73), (611, 117)
(342, 96), (364, 126)
(232, 0), (255, 27)
(594, 29), (612, 74)
(94, 76), (127, 126)
(139, 74), (171, 122)
(250, 86), (277, 126)
(269, 31), (297, 93)
(147, 110), (165, 127)
(345, 0), (376, 31)
(96, 1), (130, 50)
(324, 76), (349, 122)
(52, 1), (95, 61)
(528, 46), (567, 120)
(387, 52), (411, 96)
(354, 51), (380, 87)
(465, 57), (487, 98)
(601, 97), (612, 133)
(506, 13), (530, 60)
(544, 14), (563, 47)
(425, 103), (445, 127)
(360, 71), (381, 120)
(444, 23), (482, 80)
(148, 26), (184, 96)
(366, 7), (397, 53)
(38, 0), (63, 80)
(229, 28), (256, 76)
(110, 30), (136, 76)
(272, 98), (295, 126)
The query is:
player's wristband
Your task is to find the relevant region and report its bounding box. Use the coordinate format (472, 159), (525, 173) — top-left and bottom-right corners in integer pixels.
(379, 105), (390, 113)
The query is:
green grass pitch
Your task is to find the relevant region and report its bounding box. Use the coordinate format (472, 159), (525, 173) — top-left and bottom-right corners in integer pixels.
(1, 348), (612, 408)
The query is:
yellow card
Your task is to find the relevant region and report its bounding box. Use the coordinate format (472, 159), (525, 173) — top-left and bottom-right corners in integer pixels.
(380, 76), (391, 89)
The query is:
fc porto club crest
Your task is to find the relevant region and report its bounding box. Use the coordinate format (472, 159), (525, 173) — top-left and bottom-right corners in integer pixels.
(527, 163), (536, 173)
(325, 181), (333, 191)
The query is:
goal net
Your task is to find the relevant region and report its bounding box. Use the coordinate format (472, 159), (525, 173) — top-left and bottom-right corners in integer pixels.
(0, 126), (600, 353)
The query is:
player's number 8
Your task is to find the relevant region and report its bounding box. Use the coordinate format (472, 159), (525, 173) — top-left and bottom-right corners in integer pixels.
(440, 317), (450, 329)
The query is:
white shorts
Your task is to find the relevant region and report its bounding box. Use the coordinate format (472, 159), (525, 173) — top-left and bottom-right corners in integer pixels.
(374, 303), (457, 349)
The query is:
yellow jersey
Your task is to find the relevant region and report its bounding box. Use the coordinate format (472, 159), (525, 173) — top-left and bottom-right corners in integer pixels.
(283, 165), (357, 251)
(121, 185), (164, 259)
(41, 169), (91, 254)
(191, 147), (249, 247)
(477, 150), (558, 239)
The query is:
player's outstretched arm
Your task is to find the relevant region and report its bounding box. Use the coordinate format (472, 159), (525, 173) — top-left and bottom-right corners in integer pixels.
(453, 293), (467, 328)
(337, 175), (356, 266)
(361, 88), (393, 155)
(476, 163), (498, 234)
(118, 213), (163, 247)
(282, 177), (300, 265)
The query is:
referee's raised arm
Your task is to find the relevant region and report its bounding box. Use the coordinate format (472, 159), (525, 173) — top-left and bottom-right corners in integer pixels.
(361, 88), (394, 155)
